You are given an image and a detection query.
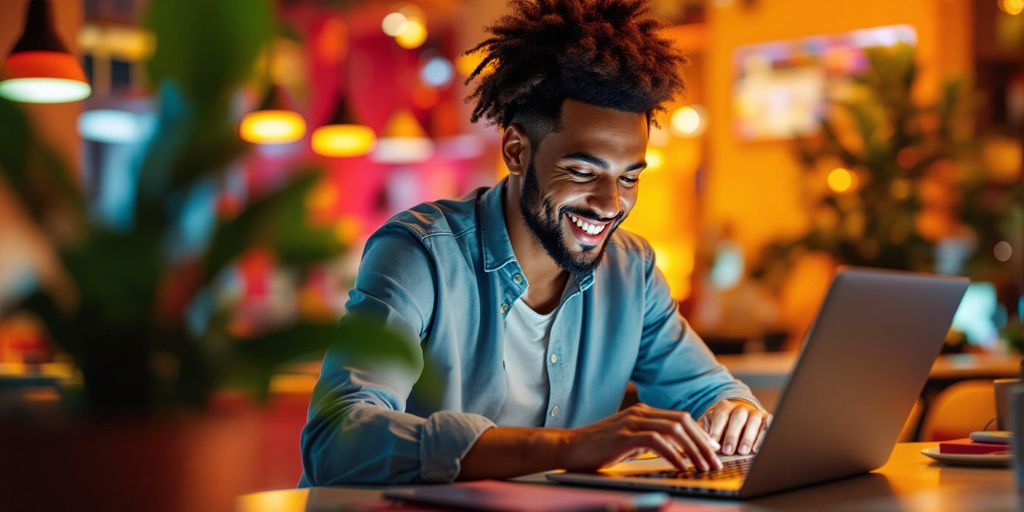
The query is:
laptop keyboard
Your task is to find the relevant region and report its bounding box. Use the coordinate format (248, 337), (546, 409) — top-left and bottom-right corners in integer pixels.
(631, 457), (752, 481)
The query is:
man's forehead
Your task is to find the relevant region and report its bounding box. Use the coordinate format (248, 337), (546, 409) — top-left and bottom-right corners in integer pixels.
(559, 98), (648, 131)
(544, 99), (648, 161)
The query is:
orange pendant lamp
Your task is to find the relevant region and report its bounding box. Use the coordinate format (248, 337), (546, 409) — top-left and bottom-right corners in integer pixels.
(0, 0), (91, 103)
(239, 84), (307, 145)
(372, 109), (433, 163)
(311, 96), (375, 157)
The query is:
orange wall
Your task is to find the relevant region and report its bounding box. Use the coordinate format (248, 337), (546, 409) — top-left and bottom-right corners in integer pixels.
(704, 0), (973, 257)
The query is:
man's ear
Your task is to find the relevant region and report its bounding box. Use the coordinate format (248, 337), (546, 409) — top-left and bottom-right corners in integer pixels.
(501, 124), (531, 177)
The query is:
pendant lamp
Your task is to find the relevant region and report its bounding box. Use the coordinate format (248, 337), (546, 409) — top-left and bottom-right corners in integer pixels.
(239, 84), (307, 145)
(311, 96), (375, 157)
(0, 0), (91, 103)
(372, 109), (433, 164)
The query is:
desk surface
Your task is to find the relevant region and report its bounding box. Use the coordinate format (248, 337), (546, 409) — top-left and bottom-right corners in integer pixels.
(718, 351), (1020, 389)
(236, 443), (1017, 512)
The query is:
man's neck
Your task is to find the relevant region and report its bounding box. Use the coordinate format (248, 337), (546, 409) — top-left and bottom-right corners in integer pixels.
(502, 178), (568, 314)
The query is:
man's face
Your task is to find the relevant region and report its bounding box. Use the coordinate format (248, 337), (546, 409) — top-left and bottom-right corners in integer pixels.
(518, 99), (649, 274)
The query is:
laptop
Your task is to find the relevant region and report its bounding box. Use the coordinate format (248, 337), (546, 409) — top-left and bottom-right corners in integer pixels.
(548, 267), (969, 499)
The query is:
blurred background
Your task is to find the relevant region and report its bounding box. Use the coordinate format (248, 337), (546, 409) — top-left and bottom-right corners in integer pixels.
(0, 0), (1022, 499)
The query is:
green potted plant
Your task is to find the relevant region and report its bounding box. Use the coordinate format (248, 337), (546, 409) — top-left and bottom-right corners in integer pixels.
(752, 44), (1024, 348)
(0, 0), (416, 509)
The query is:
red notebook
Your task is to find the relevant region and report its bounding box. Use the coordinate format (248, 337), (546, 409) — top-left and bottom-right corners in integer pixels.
(938, 438), (1010, 455)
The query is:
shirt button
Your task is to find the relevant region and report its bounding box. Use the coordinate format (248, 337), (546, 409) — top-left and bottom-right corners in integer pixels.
(500, 303), (509, 314)
(512, 273), (523, 284)
(549, 354), (558, 364)
(550, 405), (559, 417)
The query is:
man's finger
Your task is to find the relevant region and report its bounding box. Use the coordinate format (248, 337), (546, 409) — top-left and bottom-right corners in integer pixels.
(737, 412), (764, 455)
(629, 432), (688, 470)
(753, 414), (773, 452)
(721, 406), (749, 455)
(631, 407), (722, 452)
(707, 405), (731, 444)
(623, 417), (713, 471)
(681, 414), (722, 471)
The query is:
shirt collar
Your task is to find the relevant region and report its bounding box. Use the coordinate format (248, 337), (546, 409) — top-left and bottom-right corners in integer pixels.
(478, 177), (596, 292)
(480, 177), (518, 273)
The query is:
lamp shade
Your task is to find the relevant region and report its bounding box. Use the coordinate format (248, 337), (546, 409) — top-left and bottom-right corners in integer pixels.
(372, 109), (433, 164)
(311, 97), (376, 158)
(239, 85), (306, 145)
(0, 0), (90, 103)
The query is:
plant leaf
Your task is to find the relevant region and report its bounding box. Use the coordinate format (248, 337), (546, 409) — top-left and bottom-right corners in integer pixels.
(225, 315), (421, 401)
(202, 169), (342, 285)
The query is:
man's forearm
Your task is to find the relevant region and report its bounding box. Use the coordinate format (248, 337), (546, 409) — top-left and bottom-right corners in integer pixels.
(457, 426), (571, 480)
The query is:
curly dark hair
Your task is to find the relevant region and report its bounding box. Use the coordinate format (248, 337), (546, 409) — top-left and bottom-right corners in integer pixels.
(465, 0), (686, 144)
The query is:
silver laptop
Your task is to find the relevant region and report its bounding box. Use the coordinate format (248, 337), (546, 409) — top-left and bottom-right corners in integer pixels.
(548, 267), (969, 499)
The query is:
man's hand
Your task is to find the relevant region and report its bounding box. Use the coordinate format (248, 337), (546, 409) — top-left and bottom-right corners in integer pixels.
(459, 402), (768, 481)
(700, 399), (772, 456)
(561, 403), (723, 472)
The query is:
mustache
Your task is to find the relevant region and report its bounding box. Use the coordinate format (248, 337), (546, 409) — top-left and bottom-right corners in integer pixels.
(559, 206), (624, 224)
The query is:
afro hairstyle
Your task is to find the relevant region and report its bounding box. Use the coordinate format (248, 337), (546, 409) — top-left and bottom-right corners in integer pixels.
(464, 0), (687, 145)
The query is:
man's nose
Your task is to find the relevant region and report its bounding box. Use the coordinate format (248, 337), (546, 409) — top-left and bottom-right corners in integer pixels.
(589, 176), (622, 220)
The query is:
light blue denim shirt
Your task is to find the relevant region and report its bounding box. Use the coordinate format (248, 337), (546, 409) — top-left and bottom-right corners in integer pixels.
(299, 178), (758, 486)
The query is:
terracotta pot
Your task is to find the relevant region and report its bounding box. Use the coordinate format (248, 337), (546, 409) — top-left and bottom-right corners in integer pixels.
(0, 410), (260, 512)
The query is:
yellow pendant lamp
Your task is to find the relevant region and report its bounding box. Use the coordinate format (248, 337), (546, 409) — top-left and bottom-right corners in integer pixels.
(372, 109), (433, 163)
(311, 96), (375, 157)
(239, 84), (306, 145)
(0, 0), (91, 103)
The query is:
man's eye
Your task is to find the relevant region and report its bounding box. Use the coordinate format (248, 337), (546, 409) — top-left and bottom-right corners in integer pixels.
(620, 176), (640, 186)
(566, 168), (593, 178)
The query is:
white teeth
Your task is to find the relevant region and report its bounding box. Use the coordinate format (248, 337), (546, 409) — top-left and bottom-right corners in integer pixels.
(568, 213), (606, 236)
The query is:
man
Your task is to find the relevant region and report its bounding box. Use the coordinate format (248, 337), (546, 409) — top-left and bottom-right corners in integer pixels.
(300, 0), (770, 486)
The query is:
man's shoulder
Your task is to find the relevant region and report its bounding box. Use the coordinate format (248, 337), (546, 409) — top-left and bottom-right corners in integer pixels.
(606, 228), (653, 258)
(597, 228), (655, 278)
(382, 187), (487, 242)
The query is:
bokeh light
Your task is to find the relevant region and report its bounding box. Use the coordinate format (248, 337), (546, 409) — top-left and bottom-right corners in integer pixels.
(999, 0), (1024, 16)
(827, 167), (858, 193)
(456, 49), (486, 77)
(383, 4), (428, 49)
(994, 241), (1014, 262)
(645, 147), (665, 172)
(395, 19), (427, 49)
(669, 105), (705, 137)
(381, 12), (408, 36)
(78, 109), (147, 144)
(239, 110), (307, 145)
(420, 56), (454, 87)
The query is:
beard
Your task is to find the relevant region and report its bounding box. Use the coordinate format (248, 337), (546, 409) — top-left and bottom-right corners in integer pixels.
(518, 160), (624, 275)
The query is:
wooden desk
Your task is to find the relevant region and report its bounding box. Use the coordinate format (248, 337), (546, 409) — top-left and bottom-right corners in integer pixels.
(236, 443), (1017, 512)
(718, 351), (1021, 389)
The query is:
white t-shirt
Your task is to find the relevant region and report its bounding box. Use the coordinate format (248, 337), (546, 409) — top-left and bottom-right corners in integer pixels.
(494, 297), (557, 426)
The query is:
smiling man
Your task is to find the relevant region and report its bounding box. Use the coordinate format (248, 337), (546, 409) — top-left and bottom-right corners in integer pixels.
(300, 0), (770, 486)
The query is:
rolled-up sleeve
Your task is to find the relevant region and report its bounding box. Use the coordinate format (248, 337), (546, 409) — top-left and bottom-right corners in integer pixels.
(630, 241), (761, 418)
(299, 225), (495, 486)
